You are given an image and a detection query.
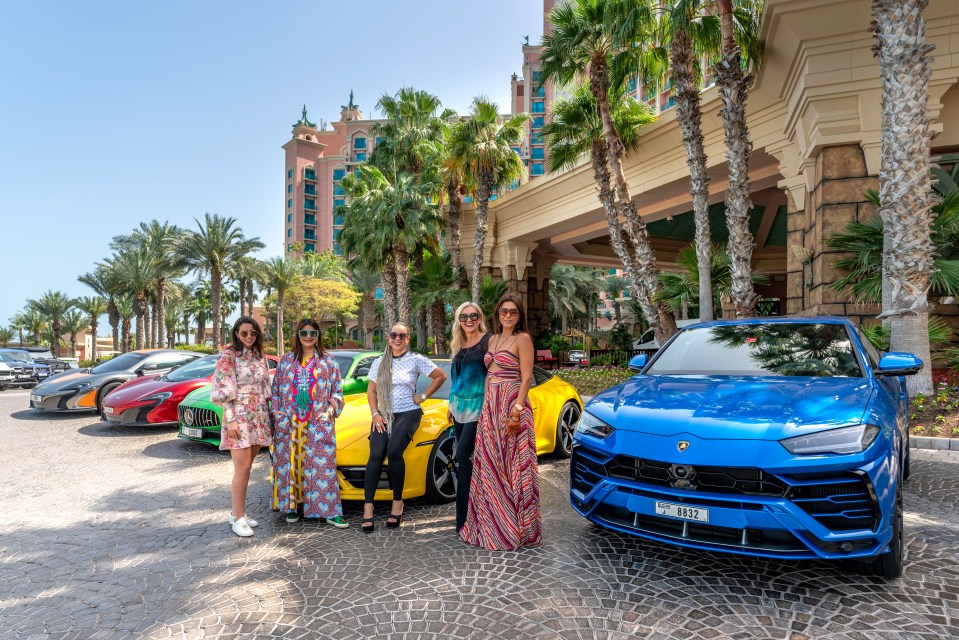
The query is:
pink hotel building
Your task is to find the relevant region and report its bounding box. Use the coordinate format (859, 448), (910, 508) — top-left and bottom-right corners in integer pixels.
(282, 0), (685, 256)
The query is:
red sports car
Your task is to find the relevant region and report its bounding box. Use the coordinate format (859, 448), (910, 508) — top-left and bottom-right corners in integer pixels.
(102, 354), (278, 426)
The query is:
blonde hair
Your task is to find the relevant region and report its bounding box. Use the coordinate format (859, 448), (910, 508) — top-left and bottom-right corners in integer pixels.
(450, 302), (488, 356)
(375, 322), (410, 429)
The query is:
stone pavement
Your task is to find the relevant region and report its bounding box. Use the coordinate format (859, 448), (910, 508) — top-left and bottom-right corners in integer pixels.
(1, 388), (958, 640)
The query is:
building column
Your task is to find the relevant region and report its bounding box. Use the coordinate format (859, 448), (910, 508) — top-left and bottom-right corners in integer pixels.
(788, 144), (880, 322)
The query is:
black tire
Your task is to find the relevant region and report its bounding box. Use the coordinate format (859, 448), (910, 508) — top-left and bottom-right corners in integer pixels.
(424, 427), (457, 504)
(553, 401), (581, 459)
(96, 382), (121, 414)
(854, 483), (904, 578)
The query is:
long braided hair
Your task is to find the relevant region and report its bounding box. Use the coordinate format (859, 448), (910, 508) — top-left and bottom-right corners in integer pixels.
(376, 322), (410, 428)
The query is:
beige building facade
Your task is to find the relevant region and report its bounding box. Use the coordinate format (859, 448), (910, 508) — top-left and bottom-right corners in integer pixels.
(460, 0), (959, 336)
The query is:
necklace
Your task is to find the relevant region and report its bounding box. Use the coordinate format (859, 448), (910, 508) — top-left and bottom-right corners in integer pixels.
(495, 332), (519, 353)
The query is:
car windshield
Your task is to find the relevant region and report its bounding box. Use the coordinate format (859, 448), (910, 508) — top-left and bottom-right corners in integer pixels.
(90, 352), (149, 374)
(29, 350), (54, 359)
(1, 351), (31, 363)
(645, 323), (863, 377)
(0, 354), (20, 365)
(165, 355), (218, 382)
(416, 362), (452, 399)
(332, 356), (354, 378)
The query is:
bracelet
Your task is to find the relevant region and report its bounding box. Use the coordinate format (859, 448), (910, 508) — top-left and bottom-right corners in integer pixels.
(372, 410), (382, 417)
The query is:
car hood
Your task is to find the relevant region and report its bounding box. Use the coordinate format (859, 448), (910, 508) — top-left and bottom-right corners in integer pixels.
(107, 376), (201, 404)
(334, 394), (378, 448)
(588, 375), (874, 440)
(34, 370), (120, 394)
(181, 384), (214, 406)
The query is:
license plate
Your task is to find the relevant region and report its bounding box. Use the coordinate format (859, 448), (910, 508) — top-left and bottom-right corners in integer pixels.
(181, 426), (203, 438)
(31, 394), (40, 404)
(103, 407), (114, 414)
(655, 501), (709, 523)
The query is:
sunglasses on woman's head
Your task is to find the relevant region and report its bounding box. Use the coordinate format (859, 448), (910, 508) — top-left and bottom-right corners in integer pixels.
(499, 308), (520, 317)
(459, 313), (480, 322)
(298, 329), (319, 338)
(389, 332), (409, 340)
(238, 330), (258, 338)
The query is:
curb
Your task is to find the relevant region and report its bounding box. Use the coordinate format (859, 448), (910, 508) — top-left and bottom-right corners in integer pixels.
(911, 436), (959, 451)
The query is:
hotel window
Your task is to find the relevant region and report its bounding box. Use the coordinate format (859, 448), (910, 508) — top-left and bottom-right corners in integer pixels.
(287, 199), (292, 209)
(533, 85), (545, 98)
(287, 184), (292, 193)
(531, 162), (544, 176)
(333, 185), (345, 196)
(304, 214), (316, 225)
(304, 168), (316, 180)
(353, 137), (367, 149)
(531, 70), (543, 84)
(304, 184), (316, 195)
(531, 116), (544, 129)
(304, 229), (316, 240)
(531, 101), (545, 114)
(354, 152), (367, 162)
(627, 77), (637, 94)
(333, 168), (346, 181)
(334, 212), (345, 226)
(374, 286), (384, 300)
(531, 132), (544, 144)
(531, 147), (545, 160)
(333, 229), (342, 242)
(511, 146), (522, 156)
(287, 229), (292, 237)
(287, 213), (292, 223)
(334, 243), (343, 256)
(305, 243), (315, 253)
(287, 168), (293, 179)
(375, 137), (385, 147)
(304, 198), (316, 210)
(333, 198), (345, 209)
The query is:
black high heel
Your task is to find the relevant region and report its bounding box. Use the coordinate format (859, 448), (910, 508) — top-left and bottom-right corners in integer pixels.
(361, 517), (375, 533)
(386, 513), (403, 529)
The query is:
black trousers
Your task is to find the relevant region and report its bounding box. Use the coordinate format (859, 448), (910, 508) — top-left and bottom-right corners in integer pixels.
(453, 419), (478, 531)
(365, 408), (423, 502)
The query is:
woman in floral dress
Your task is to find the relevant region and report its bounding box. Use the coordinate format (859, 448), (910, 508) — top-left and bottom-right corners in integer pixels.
(270, 318), (348, 528)
(211, 316), (273, 538)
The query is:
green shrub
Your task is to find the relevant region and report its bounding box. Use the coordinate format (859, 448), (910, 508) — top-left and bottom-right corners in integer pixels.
(555, 366), (635, 396)
(176, 344), (215, 355)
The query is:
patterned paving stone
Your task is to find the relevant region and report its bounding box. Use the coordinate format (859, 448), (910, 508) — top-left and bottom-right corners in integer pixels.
(1, 390), (958, 639)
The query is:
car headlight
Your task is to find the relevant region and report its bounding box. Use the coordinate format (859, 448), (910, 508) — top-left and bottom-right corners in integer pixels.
(576, 411), (615, 439)
(141, 392), (173, 403)
(780, 424), (880, 455)
(62, 381), (93, 393)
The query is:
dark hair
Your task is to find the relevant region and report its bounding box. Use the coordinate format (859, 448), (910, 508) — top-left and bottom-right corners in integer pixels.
(492, 293), (529, 335)
(230, 316), (264, 357)
(292, 318), (325, 362)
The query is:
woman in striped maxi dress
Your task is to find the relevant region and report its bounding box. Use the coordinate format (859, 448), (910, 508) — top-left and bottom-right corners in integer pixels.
(460, 294), (542, 550)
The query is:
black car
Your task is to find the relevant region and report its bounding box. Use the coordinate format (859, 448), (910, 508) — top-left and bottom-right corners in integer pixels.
(19, 347), (72, 374)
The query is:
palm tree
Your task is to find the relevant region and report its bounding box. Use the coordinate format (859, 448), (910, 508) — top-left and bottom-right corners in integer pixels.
(17, 308), (46, 347)
(299, 250), (349, 281)
(177, 213), (265, 348)
(541, 0), (677, 341)
(79, 268), (120, 354)
(102, 248), (157, 350)
(370, 87), (454, 179)
(164, 303), (182, 348)
(75, 296), (108, 362)
(187, 281), (212, 346)
(9, 315), (26, 347)
(28, 291), (75, 357)
(449, 97), (529, 303)
(870, 0), (938, 395)
(550, 265), (588, 332)
(61, 309), (89, 357)
(478, 275), (509, 320)
(261, 256), (300, 355)
(115, 296), (134, 353)
(350, 267), (381, 349)
(602, 275), (628, 324)
(711, 0), (763, 316)
(410, 254), (459, 354)
(442, 119), (469, 287)
(0, 327), (14, 347)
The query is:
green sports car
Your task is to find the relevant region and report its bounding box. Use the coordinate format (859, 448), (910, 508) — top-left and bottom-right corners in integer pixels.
(177, 349), (379, 445)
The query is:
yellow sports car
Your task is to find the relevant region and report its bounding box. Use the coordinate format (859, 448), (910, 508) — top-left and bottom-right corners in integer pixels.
(335, 360), (583, 503)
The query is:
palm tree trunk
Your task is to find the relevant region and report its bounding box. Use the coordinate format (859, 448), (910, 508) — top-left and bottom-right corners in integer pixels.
(394, 243), (411, 327)
(872, 0), (937, 395)
(381, 258), (399, 328)
(430, 299), (447, 354)
(446, 187), (464, 289)
(90, 318), (98, 362)
(715, 0), (758, 317)
(134, 294), (148, 350)
(237, 277), (246, 317)
(588, 59), (676, 343)
(182, 309), (190, 345)
(17, 326), (23, 347)
(276, 291), (285, 356)
(671, 26), (714, 322)
(247, 280), (255, 318)
(107, 299), (119, 353)
(471, 173), (493, 303)
(362, 294), (375, 349)
(413, 251), (428, 350)
(157, 279), (166, 347)
(211, 270), (223, 348)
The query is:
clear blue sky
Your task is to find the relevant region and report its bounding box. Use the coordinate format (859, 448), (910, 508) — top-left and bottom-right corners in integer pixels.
(0, 0), (543, 330)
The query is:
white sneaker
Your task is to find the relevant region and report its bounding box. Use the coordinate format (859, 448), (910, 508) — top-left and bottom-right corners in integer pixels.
(230, 513), (258, 527)
(231, 516), (254, 537)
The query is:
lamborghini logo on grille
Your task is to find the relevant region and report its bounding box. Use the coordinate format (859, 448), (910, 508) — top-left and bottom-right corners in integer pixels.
(677, 440), (690, 452)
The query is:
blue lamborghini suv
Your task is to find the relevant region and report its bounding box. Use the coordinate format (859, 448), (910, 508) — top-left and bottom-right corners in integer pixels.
(570, 317), (922, 577)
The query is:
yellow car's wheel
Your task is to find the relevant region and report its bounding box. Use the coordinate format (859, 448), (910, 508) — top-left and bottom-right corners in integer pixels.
(425, 427), (457, 504)
(554, 401), (581, 459)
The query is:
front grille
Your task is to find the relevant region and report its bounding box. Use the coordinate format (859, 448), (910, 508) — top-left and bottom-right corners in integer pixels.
(178, 404), (220, 427)
(339, 467), (388, 490)
(571, 448), (606, 495)
(786, 473), (878, 532)
(595, 504), (807, 554)
(606, 455), (788, 497)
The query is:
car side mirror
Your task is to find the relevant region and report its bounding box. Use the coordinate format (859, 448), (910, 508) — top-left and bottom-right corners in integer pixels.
(140, 363), (159, 374)
(875, 352), (923, 377)
(628, 354), (648, 372)
(355, 367), (370, 377)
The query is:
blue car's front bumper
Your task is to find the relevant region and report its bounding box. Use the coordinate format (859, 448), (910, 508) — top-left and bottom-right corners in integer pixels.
(570, 430), (899, 561)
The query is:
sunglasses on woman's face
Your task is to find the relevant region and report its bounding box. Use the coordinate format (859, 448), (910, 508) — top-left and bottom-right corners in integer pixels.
(298, 329), (319, 338)
(499, 307), (520, 317)
(459, 313), (480, 322)
(389, 332), (409, 340)
(238, 330), (258, 338)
